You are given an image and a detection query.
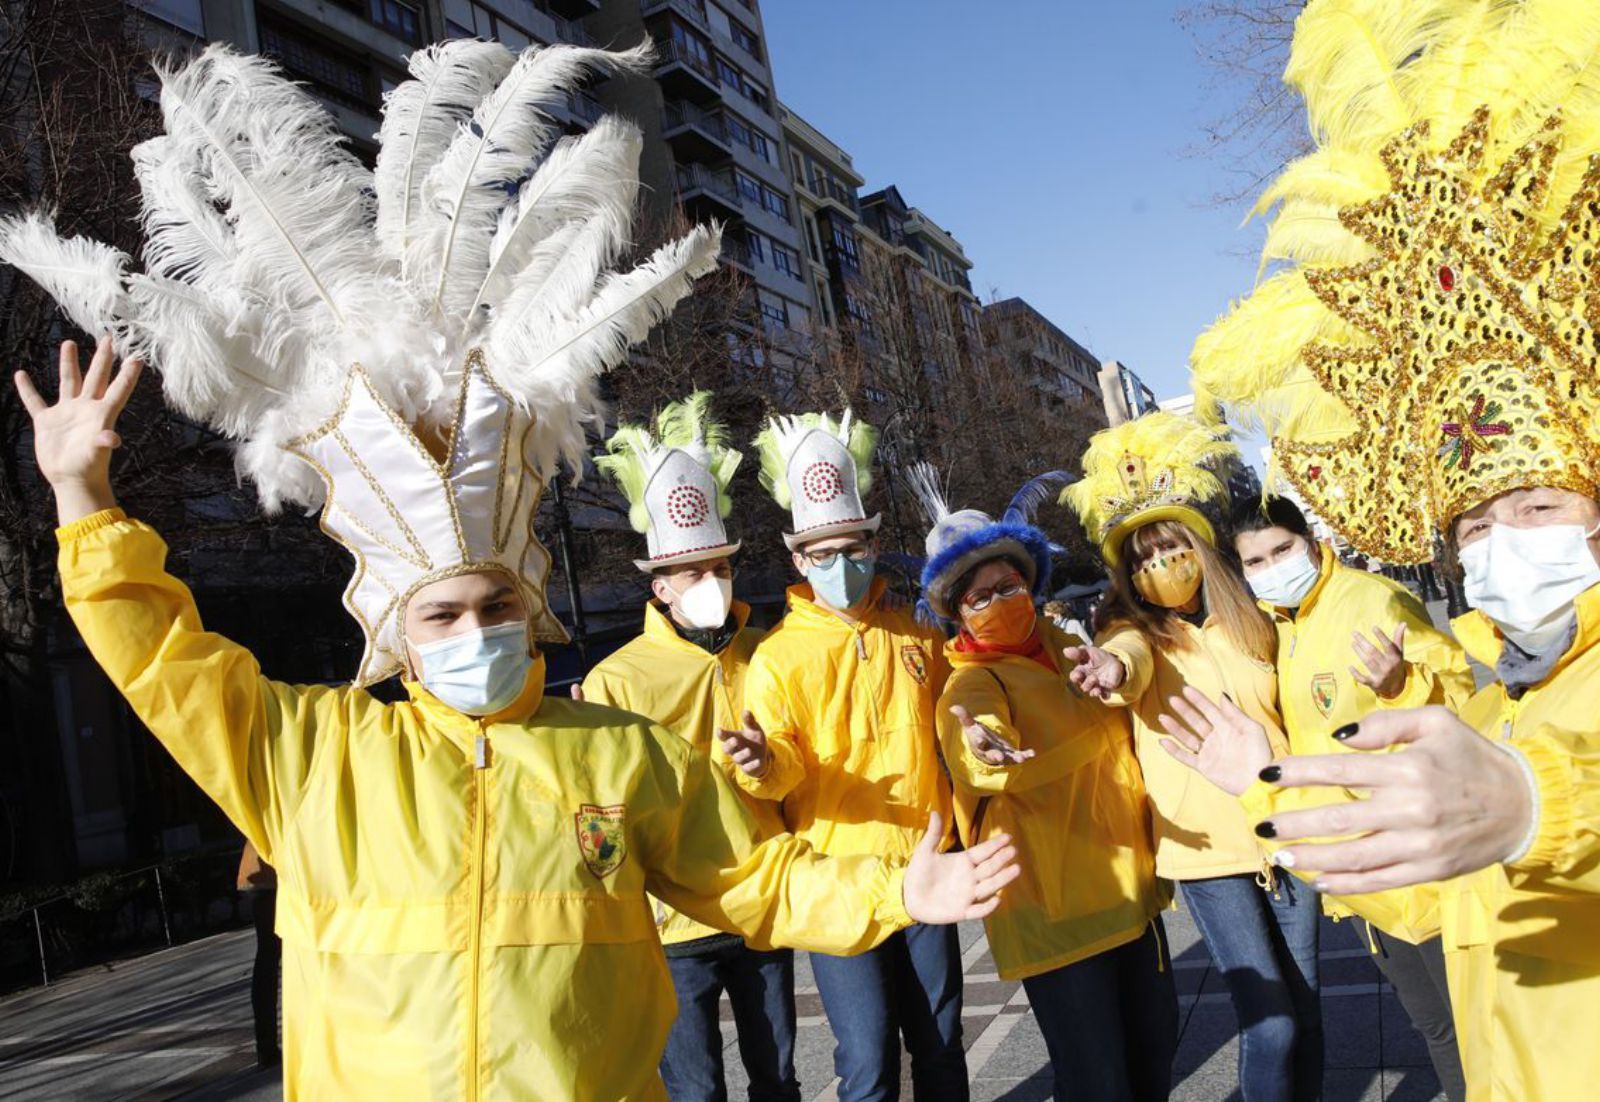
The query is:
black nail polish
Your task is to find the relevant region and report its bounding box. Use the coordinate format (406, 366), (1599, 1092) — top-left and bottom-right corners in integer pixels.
(1333, 723), (1360, 741)
(1258, 765), (1282, 783)
(1255, 821), (1278, 839)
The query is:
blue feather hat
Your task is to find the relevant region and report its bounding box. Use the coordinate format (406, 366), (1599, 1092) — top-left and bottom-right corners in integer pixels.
(906, 465), (1076, 626)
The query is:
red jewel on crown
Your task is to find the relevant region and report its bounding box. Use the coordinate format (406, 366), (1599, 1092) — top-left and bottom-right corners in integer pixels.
(1437, 265), (1456, 293)
(1307, 465), (1322, 480)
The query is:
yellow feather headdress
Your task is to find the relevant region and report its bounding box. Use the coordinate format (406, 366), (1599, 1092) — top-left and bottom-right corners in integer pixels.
(1061, 411), (1239, 565)
(1192, 0), (1600, 563)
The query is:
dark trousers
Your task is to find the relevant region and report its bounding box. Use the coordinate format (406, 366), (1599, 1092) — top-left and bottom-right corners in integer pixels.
(660, 940), (800, 1102)
(1182, 874), (1324, 1102)
(1020, 919), (1179, 1102)
(248, 889), (280, 1064)
(1365, 925), (1464, 1102)
(809, 923), (968, 1102)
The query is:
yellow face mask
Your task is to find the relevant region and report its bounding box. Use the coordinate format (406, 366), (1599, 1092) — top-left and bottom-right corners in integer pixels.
(1133, 548), (1203, 608)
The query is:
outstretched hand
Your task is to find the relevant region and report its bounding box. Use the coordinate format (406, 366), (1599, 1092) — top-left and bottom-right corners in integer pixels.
(1351, 622), (1408, 699)
(1157, 686), (1275, 796)
(718, 711), (771, 778)
(1063, 643), (1126, 700)
(14, 337), (143, 523)
(1249, 707), (1531, 893)
(949, 705), (1034, 766)
(902, 813), (1021, 924)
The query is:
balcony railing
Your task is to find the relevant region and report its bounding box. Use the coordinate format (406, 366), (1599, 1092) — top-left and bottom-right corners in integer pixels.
(641, 0), (708, 31)
(552, 12), (594, 46)
(653, 38), (719, 85)
(662, 100), (728, 144)
(675, 163), (741, 207)
(720, 236), (753, 269)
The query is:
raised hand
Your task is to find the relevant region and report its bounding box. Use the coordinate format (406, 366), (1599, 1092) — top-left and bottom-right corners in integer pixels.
(1064, 643), (1125, 700)
(718, 711), (770, 778)
(1157, 686), (1275, 796)
(1351, 622), (1408, 699)
(949, 704), (1035, 766)
(13, 337), (144, 524)
(1249, 706), (1531, 893)
(902, 813), (1021, 924)
(569, 684), (584, 703)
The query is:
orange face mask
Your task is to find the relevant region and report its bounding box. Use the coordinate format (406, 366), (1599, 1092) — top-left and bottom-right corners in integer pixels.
(964, 589), (1038, 646)
(1133, 548), (1203, 608)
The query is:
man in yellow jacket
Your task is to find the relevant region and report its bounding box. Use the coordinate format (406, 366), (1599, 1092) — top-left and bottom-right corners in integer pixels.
(731, 411), (964, 1102)
(17, 342), (1021, 1102)
(581, 395), (799, 1101)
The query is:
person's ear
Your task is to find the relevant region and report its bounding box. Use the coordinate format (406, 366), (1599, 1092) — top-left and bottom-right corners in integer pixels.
(792, 551), (809, 576)
(650, 574), (672, 604)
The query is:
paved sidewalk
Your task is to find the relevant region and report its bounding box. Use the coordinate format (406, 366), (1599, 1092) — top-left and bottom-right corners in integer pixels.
(0, 902), (1444, 1101)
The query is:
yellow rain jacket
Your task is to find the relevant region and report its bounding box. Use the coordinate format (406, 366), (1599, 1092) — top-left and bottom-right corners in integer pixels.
(936, 621), (1168, 981)
(1242, 547), (1474, 941)
(581, 600), (783, 946)
(741, 577), (953, 861)
(1438, 584), (1600, 1102)
(1098, 617), (1289, 880)
(61, 512), (913, 1101)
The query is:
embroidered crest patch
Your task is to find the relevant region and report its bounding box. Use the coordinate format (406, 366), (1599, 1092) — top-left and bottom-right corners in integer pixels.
(1311, 673), (1338, 718)
(575, 803), (627, 879)
(901, 644), (928, 685)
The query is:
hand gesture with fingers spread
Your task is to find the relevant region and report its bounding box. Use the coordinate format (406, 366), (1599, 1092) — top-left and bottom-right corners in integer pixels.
(718, 711), (770, 778)
(949, 705), (1035, 766)
(1249, 706), (1531, 893)
(902, 813), (1022, 924)
(1351, 622), (1408, 699)
(14, 337), (144, 523)
(1063, 644), (1125, 700)
(1157, 686), (1275, 797)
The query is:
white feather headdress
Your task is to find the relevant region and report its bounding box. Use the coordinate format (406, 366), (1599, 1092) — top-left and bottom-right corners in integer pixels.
(0, 41), (722, 683)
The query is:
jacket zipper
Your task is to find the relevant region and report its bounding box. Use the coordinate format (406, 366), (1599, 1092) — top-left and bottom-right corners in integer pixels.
(467, 729), (491, 1102)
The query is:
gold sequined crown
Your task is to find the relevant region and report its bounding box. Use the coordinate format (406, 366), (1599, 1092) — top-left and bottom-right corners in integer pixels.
(1192, 4), (1600, 564)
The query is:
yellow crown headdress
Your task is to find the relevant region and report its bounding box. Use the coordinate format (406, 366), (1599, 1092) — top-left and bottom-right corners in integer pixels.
(1192, 0), (1600, 563)
(1062, 411), (1239, 565)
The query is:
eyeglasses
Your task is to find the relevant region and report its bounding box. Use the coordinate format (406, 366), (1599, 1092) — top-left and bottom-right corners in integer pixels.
(961, 574), (1028, 612)
(802, 544), (873, 569)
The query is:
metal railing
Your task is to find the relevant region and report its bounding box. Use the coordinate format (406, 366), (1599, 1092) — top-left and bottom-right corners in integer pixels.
(662, 100), (728, 144)
(566, 89), (604, 126)
(652, 38), (719, 84)
(641, 0), (708, 31)
(0, 847), (244, 992)
(675, 163), (741, 207)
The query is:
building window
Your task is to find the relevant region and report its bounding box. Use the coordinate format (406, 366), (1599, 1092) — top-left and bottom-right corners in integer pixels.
(830, 227), (860, 272)
(745, 228), (766, 264)
(757, 290), (789, 329)
(371, 0), (423, 46)
(713, 54), (770, 111)
(672, 20), (714, 69)
(791, 151), (805, 183)
(724, 113), (775, 164)
(734, 168), (763, 206)
(259, 20), (374, 111)
(803, 215), (822, 263)
(772, 242), (801, 279)
(728, 19), (761, 60)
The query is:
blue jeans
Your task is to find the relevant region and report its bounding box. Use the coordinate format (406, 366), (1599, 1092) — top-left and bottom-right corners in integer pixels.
(809, 923), (968, 1102)
(1020, 919), (1179, 1102)
(1182, 875), (1323, 1102)
(660, 940), (800, 1102)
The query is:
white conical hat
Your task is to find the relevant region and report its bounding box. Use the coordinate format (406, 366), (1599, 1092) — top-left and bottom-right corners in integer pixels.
(755, 411), (881, 550)
(0, 41), (723, 684)
(596, 392), (741, 572)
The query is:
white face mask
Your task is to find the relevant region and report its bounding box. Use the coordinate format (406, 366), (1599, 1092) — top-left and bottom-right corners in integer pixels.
(669, 574), (733, 630)
(1460, 522), (1600, 654)
(1247, 544), (1322, 608)
(409, 621), (533, 716)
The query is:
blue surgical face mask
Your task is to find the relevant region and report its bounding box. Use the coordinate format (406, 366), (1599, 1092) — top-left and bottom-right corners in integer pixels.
(807, 554), (876, 610)
(410, 621), (533, 716)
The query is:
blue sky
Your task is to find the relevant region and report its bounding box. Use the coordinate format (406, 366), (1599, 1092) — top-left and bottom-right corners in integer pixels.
(761, 0), (1288, 403)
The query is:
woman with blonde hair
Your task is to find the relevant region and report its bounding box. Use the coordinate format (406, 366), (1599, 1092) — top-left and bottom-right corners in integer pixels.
(1061, 412), (1321, 1102)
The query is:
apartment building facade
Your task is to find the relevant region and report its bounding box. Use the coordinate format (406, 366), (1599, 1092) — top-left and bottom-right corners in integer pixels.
(982, 296), (1109, 426)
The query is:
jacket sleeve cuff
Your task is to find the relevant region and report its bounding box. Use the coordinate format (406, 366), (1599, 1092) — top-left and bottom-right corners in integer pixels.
(1239, 778), (1279, 823)
(56, 507), (127, 543)
(1503, 735), (1570, 871)
(874, 864), (913, 930)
